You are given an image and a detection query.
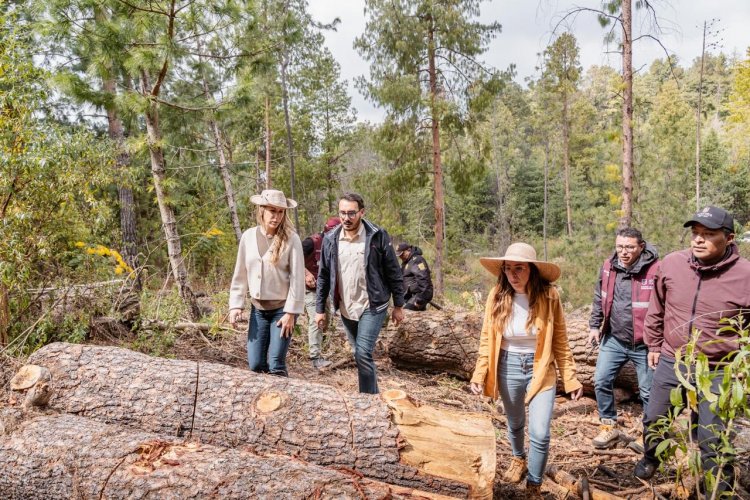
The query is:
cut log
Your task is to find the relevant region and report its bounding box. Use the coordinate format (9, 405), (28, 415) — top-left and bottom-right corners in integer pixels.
(384, 309), (641, 397)
(26, 342), (496, 498)
(9, 364), (51, 408)
(0, 409), (455, 499)
(546, 466), (625, 500)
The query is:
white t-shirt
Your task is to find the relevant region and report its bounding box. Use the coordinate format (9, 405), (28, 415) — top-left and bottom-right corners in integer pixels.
(500, 293), (538, 354)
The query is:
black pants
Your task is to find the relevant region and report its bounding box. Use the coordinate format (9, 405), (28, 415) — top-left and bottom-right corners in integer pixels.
(643, 356), (735, 498)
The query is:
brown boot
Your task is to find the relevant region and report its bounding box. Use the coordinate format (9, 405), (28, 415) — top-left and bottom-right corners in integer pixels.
(502, 456), (527, 483)
(525, 481), (543, 499)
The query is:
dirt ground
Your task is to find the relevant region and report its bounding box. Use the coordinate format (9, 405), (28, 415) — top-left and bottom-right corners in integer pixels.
(2, 314), (749, 499)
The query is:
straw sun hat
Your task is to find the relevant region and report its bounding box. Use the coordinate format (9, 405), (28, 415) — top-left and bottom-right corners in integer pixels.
(250, 189), (298, 209)
(479, 242), (561, 283)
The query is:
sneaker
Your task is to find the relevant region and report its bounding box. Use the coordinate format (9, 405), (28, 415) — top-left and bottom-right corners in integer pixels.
(502, 456), (527, 484)
(592, 418), (620, 449)
(627, 436), (644, 454)
(311, 357), (332, 370)
(634, 457), (657, 480)
(525, 482), (543, 499)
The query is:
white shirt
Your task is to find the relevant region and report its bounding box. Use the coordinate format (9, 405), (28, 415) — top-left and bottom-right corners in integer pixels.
(337, 222), (369, 320)
(500, 293), (538, 354)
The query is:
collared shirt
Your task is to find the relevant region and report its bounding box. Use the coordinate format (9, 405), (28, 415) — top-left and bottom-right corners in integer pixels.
(337, 222), (369, 320)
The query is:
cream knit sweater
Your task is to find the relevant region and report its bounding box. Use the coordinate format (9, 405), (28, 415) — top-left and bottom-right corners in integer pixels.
(228, 227), (305, 314)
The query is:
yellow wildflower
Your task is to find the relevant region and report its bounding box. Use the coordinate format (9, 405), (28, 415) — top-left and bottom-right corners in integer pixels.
(74, 241), (86, 248)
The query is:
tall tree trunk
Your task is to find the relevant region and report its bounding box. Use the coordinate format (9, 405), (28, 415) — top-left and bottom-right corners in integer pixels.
(491, 114), (510, 250)
(140, 72), (201, 321)
(199, 59), (242, 243)
(280, 54), (300, 233)
(563, 89), (573, 236)
(427, 19), (445, 297)
(102, 78), (141, 291)
(265, 96), (272, 188)
(619, 0), (634, 229)
(695, 20), (707, 210)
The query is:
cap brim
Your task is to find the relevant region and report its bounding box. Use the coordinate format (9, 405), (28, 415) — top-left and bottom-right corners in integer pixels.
(479, 257), (561, 283)
(683, 218), (722, 229)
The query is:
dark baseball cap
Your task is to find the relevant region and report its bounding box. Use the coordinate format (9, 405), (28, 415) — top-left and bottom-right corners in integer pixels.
(396, 243), (411, 255)
(683, 206), (735, 232)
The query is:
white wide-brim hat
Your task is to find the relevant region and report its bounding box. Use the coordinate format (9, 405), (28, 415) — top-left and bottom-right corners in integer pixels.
(479, 242), (561, 283)
(250, 189), (297, 209)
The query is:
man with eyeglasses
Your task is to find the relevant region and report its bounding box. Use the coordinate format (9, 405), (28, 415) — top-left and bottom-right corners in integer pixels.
(634, 206), (750, 496)
(315, 192), (405, 394)
(589, 227), (659, 450)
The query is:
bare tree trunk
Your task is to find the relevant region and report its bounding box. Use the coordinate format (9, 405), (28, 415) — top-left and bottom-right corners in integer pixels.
(279, 53), (300, 233)
(695, 20), (707, 210)
(428, 19), (445, 297)
(0, 411), (454, 499)
(140, 72), (201, 321)
(563, 89), (573, 236)
(619, 0), (634, 229)
(491, 110), (511, 250)
(199, 58), (242, 243)
(27, 343), (496, 497)
(544, 139), (550, 260)
(265, 95), (271, 188)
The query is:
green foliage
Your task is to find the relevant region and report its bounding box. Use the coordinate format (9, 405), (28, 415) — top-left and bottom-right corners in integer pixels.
(649, 319), (749, 498)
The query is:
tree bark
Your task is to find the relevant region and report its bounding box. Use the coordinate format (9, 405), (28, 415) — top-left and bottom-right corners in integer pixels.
(562, 88), (573, 236)
(384, 309), (640, 397)
(199, 58), (242, 243)
(279, 53), (300, 233)
(0, 283), (9, 346)
(0, 410), (454, 500)
(428, 18), (445, 298)
(27, 343), (495, 498)
(140, 72), (201, 321)
(619, 0), (633, 229)
(265, 95), (272, 188)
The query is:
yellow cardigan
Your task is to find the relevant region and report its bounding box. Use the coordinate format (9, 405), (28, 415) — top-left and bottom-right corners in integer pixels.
(470, 285), (582, 403)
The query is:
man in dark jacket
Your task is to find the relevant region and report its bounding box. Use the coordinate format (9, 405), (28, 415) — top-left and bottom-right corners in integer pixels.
(315, 193), (405, 394)
(634, 206), (750, 498)
(302, 216), (340, 369)
(589, 228), (659, 449)
(396, 243), (434, 311)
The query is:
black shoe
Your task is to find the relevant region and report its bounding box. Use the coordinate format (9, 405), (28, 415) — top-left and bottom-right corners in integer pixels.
(634, 457), (657, 480)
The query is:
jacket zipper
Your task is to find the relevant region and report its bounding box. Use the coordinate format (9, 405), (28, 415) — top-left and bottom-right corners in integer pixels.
(687, 274), (703, 339)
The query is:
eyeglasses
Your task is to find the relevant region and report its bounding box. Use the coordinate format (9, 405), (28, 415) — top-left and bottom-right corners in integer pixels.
(615, 245), (639, 252)
(338, 210), (360, 219)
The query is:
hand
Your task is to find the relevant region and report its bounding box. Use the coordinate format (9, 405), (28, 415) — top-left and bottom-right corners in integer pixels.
(391, 306), (404, 326)
(276, 313), (296, 338)
(588, 328), (601, 346)
(305, 270), (316, 289)
(315, 313), (327, 330)
(648, 351), (660, 370)
(470, 382), (484, 395)
(569, 387), (584, 401)
(228, 309), (244, 328)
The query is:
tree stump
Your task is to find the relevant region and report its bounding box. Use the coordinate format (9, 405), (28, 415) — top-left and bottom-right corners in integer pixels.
(27, 342), (496, 498)
(0, 409), (454, 499)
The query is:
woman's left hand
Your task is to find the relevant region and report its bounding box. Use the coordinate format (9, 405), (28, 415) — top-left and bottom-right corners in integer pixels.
(277, 313), (296, 338)
(569, 387), (584, 401)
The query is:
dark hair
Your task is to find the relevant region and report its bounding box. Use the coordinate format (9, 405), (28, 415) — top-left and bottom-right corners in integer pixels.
(616, 227), (644, 243)
(340, 192), (365, 210)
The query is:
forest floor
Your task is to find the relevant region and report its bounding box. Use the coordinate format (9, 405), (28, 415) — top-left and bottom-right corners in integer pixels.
(2, 305), (749, 499)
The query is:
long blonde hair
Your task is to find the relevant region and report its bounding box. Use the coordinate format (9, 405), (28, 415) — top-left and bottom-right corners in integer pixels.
(256, 205), (295, 265)
(490, 263), (550, 335)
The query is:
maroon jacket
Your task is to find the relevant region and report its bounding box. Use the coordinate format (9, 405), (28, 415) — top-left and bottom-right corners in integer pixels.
(644, 244), (750, 362)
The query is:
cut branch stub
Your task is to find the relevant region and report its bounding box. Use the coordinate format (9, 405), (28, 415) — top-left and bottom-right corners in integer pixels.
(10, 365), (50, 391)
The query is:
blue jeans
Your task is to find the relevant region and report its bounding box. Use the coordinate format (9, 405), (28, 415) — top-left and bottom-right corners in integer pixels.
(593, 335), (653, 421)
(247, 306), (290, 376)
(340, 308), (388, 394)
(498, 350), (556, 486)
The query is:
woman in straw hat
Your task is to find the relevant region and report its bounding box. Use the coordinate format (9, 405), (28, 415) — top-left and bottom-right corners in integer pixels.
(228, 189), (305, 376)
(470, 242), (583, 497)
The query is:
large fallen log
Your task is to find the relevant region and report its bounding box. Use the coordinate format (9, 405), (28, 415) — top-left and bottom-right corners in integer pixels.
(385, 308), (640, 397)
(25, 342), (495, 498)
(0, 409), (454, 499)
